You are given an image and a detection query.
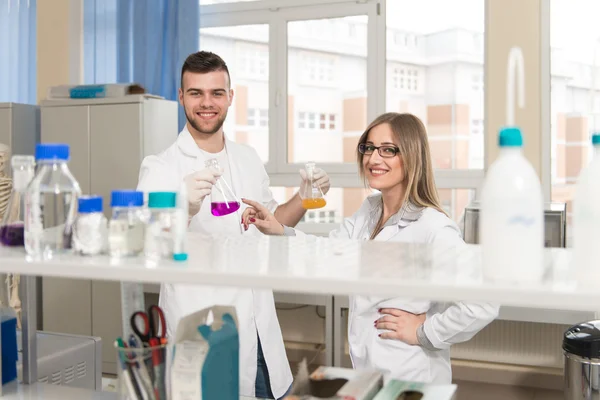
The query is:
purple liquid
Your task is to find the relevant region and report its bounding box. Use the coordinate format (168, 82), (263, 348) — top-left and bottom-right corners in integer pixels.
(0, 224), (25, 247)
(211, 201), (240, 217)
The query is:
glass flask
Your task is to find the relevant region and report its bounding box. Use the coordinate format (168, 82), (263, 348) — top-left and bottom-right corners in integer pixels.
(301, 162), (326, 209)
(0, 156), (35, 247)
(25, 143), (82, 258)
(205, 158), (240, 217)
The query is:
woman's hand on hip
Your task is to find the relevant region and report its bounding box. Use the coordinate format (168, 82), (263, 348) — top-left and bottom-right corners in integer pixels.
(375, 308), (426, 346)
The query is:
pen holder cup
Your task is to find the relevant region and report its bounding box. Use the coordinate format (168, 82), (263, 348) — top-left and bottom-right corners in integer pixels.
(115, 342), (170, 400)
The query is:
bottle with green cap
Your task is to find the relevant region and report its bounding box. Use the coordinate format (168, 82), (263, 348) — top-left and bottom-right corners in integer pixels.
(479, 126), (544, 283)
(573, 133), (600, 284)
(145, 191), (177, 262)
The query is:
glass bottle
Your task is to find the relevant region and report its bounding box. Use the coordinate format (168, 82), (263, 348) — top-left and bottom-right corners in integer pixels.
(205, 158), (240, 217)
(145, 191), (177, 261)
(0, 156), (35, 247)
(301, 162), (326, 209)
(108, 190), (146, 258)
(25, 143), (82, 258)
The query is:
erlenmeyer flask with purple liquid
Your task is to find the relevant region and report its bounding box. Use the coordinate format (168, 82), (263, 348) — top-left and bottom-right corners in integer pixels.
(1, 156), (35, 247)
(205, 158), (240, 217)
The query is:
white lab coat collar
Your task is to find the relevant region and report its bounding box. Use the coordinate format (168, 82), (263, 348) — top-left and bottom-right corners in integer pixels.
(366, 193), (424, 227)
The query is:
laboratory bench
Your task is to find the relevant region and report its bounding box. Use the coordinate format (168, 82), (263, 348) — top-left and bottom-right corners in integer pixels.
(0, 232), (594, 398)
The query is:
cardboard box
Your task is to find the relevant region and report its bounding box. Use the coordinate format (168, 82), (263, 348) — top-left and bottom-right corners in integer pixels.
(373, 380), (457, 400)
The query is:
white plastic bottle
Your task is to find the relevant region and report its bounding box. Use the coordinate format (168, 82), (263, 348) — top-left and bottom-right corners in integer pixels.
(573, 133), (600, 284)
(480, 126), (544, 282)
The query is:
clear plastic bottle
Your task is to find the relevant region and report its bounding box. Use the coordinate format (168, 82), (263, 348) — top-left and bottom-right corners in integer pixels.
(480, 127), (544, 282)
(108, 190), (145, 258)
(0, 156), (35, 247)
(573, 133), (600, 284)
(301, 162), (326, 209)
(205, 158), (240, 217)
(145, 191), (177, 261)
(25, 144), (81, 258)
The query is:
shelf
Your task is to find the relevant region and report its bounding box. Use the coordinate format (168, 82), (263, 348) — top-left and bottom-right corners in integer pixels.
(0, 382), (269, 399)
(0, 233), (593, 312)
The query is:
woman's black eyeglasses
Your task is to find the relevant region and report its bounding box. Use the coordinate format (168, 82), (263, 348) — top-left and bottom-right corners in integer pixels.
(358, 143), (400, 158)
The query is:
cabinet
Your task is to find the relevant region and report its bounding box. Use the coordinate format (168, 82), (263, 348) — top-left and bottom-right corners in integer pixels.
(0, 102), (39, 163)
(40, 96), (178, 373)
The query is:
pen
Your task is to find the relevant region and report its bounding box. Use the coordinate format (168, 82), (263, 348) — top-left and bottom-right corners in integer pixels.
(129, 335), (156, 400)
(149, 337), (166, 400)
(116, 337), (143, 400)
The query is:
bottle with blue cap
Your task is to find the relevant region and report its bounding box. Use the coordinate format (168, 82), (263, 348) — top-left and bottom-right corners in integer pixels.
(25, 143), (82, 258)
(108, 190), (146, 258)
(479, 127), (544, 282)
(573, 133), (600, 284)
(73, 196), (107, 256)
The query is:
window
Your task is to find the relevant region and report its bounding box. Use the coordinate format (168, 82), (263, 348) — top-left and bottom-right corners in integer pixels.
(386, 0), (485, 173)
(298, 112), (337, 131)
(248, 108), (268, 127)
(302, 53), (336, 85)
(200, 0), (483, 226)
(199, 24), (270, 162)
(237, 43), (269, 81)
(550, 0), (600, 233)
(288, 15), (368, 165)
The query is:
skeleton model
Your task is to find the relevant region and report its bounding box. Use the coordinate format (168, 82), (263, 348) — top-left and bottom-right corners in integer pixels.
(0, 143), (22, 327)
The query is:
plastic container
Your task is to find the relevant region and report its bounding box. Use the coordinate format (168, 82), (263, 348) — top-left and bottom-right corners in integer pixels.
(0, 155), (35, 247)
(109, 191), (146, 258)
(479, 127), (544, 282)
(115, 340), (169, 400)
(145, 192), (177, 261)
(24, 144), (82, 258)
(573, 134), (600, 284)
(73, 196), (108, 256)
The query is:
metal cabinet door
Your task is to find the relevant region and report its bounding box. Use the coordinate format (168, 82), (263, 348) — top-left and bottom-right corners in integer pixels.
(41, 105), (93, 337)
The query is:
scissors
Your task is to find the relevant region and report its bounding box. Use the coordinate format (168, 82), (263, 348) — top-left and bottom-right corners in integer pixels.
(130, 305), (166, 345)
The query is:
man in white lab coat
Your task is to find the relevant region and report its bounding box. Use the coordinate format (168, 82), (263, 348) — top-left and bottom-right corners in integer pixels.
(136, 51), (330, 399)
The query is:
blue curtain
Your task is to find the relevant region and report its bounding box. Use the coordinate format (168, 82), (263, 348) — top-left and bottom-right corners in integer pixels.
(0, 0), (37, 104)
(84, 0), (199, 129)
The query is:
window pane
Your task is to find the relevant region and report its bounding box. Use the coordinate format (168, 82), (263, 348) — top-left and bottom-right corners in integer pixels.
(288, 16), (368, 164)
(550, 0), (600, 238)
(386, 0), (484, 170)
(199, 24), (269, 162)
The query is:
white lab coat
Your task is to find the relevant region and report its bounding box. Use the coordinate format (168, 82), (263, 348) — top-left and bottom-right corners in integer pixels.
(296, 194), (498, 384)
(136, 127), (293, 398)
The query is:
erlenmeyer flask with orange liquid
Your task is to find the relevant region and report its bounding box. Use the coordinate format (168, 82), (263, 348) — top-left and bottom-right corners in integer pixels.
(205, 158), (241, 217)
(301, 162), (326, 210)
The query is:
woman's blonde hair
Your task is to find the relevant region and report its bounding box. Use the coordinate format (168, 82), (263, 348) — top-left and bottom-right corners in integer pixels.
(356, 112), (447, 216)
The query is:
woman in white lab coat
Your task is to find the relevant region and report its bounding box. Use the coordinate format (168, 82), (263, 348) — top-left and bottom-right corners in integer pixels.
(241, 112), (499, 384)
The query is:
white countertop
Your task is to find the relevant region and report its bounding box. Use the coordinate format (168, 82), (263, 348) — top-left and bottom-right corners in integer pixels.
(0, 233), (590, 312)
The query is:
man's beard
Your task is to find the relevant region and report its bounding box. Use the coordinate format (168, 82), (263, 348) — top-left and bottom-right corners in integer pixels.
(185, 107), (227, 135)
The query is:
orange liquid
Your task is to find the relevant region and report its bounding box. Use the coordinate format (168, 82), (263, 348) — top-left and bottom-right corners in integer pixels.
(302, 198), (327, 209)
